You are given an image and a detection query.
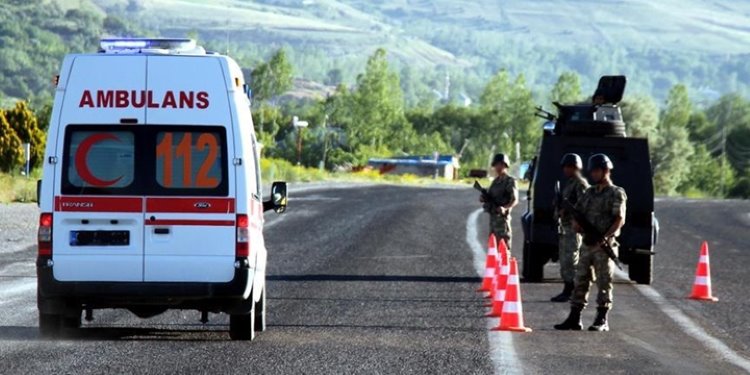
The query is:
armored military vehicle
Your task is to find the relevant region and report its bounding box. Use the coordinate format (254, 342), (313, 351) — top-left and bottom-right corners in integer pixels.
(521, 76), (658, 284)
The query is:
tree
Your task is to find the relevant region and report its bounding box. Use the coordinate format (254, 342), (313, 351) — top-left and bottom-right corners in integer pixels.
(549, 71), (582, 105)
(325, 68), (343, 86)
(477, 70), (539, 164)
(250, 49), (294, 104)
(679, 145), (735, 197)
(621, 95), (660, 144)
(652, 84), (694, 195)
(661, 84), (692, 129)
(4, 101), (45, 168)
(0, 110), (23, 173)
(347, 48), (407, 157)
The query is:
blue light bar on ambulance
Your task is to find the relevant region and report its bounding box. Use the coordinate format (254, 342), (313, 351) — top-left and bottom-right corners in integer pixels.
(99, 38), (199, 53)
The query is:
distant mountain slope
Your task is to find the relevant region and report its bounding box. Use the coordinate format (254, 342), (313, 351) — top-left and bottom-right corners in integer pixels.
(4, 0), (750, 103)
(89, 0), (750, 101)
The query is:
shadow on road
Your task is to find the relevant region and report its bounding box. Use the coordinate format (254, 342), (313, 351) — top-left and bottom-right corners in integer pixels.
(268, 323), (484, 333)
(269, 296), (479, 303)
(0, 325), (230, 342)
(268, 274), (481, 283)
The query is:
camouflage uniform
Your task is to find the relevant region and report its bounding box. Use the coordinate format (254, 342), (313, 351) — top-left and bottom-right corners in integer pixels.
(556, 175), (589, 284)
(570, 184), (627, 309)
(487, 174), (518, 252)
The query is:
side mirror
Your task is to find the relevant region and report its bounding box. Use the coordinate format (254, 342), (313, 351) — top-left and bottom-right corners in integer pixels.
(36, 179), (42, 207)
(266, 181), (287, 213)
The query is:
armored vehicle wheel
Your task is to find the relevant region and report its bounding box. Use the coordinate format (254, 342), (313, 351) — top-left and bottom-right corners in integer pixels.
(522, 242), (545, 282)
(628, 252), (653, 284)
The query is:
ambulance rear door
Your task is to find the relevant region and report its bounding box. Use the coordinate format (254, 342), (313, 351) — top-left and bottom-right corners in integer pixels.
(52, 55), (146, 282)
(142, 56), (236, 282)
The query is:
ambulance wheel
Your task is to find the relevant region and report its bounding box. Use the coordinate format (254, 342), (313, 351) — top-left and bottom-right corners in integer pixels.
(628, 252), (653, 285)
(229, 312), (255, 341)
(39, 314), (61, 338)
(254, 287), (266, 332)
(61, 311), (82, 330)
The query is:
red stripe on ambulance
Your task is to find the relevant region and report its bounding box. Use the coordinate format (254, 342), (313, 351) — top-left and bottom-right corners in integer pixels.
(54, 196), (142, 212)
(145, 197), (235, 213)
(145, 219), (235, 227)
(78, 90), (209, 109)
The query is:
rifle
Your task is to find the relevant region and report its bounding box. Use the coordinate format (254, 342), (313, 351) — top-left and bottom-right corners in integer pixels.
(561, 199), (623, 270)
(474, 181), (495, 214)
(554, 180), (563, 214)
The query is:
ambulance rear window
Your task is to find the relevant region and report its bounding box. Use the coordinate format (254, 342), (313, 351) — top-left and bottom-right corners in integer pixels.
(63, 130), (136, 194)
(62, 125), (228, 196)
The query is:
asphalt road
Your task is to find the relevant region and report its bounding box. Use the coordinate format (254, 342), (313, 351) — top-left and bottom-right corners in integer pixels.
(0, 185), (748, 374)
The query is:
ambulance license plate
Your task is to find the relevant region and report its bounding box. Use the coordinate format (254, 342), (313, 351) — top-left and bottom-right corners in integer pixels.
(69, 231), (130, 246)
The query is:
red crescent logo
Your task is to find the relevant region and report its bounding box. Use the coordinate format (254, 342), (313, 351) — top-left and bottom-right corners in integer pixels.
(75, 133), (124, 187)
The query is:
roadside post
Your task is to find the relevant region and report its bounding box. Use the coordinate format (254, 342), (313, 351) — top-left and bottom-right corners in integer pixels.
(292, 116), (309, 166)
(23, 143), (30, 178)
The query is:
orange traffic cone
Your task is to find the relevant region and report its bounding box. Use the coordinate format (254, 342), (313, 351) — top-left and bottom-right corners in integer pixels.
(689, 241), (718, 302)
(487, 250), (509, 316)
(492, 258), (532, 332)
(477, 234), (498, 292)
(484, 238), (511, 300)
(485, 246), (508, 307)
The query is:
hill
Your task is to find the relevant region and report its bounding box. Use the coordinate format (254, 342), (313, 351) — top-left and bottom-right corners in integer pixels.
(4, 0), (750, 103)
(92, 0), (750, 102)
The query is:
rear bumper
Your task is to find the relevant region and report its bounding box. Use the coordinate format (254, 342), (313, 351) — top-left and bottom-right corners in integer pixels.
(36, 257), (253, 304)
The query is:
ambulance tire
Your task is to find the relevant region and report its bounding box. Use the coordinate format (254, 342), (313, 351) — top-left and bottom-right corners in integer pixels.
(229, 311), (256, 341)
(61, 312), (82, 330)
(254, 287), (266, 332)
(38, 313), (62, 338)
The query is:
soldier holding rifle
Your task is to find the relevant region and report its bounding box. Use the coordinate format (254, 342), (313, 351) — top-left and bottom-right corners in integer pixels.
(478, 153), (518, 252)
(555, 154), (626, 332)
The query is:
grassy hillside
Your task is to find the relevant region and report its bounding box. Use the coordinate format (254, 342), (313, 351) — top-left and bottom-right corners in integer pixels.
(4, 0), (750, 103)
(88, 0), (750, 102)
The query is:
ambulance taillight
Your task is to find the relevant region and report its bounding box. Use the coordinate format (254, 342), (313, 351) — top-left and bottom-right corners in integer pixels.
(38, 213), (53, 256)
(236, 214), (249, 257)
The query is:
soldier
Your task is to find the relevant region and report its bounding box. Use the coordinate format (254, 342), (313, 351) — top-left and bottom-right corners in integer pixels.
(479, 153), (518, 252)
(551, 153), (589, 302)
(554, 154), (626, 332)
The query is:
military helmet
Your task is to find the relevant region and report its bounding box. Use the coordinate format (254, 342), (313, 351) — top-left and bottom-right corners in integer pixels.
(491, 153), (511, 168)
(560, 153), (583, 169)
(588, 153), (613, 171)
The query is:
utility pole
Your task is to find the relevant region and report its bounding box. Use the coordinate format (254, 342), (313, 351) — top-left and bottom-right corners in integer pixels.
(320, 114), (330, 170)
(292, 116), (309, 166)
(720, 125), (727, 197)
(720, 101), (733, 197)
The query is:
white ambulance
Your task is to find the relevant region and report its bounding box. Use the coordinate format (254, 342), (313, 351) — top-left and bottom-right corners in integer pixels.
(36, 38), (287, 341)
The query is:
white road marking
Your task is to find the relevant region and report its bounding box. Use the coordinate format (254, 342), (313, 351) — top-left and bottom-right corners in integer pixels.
(614, 269), (750, 373)
(467, 208), (522, 375)
(0, 277), (36, 302)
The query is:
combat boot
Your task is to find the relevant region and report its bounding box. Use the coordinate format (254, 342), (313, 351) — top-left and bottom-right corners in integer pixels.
(553, 305), (583, 330)
(588, 307), (610, 332)
(550, 282), (574, 302)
